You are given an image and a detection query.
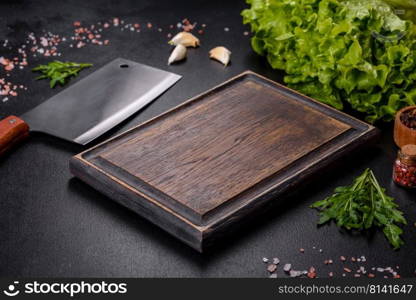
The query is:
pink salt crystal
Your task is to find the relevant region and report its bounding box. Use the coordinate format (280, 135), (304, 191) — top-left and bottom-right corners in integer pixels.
(0, 57), (9, 65)
(4, 63), (14, 71)
(307, 267), (316, 278)
(40, 37), (48, 47)
(267, 264), (277, 273)
(76, 41), (85, 48)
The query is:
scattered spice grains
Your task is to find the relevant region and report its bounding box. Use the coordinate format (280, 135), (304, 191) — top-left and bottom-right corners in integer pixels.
(1, 15), (237, 103)
(263, 247), (409, 278)
(283, 263), (292, 273)
(307, 267), (317, 278)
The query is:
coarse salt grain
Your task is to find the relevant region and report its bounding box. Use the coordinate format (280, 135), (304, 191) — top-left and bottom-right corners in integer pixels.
(267, 264), (277, 273)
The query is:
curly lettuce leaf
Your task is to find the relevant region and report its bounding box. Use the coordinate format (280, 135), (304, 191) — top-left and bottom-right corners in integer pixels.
(242, 0), (416, 122)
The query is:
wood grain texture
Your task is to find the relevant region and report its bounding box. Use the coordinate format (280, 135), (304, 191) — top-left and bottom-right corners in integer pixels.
(101, 80), (349, 216)
(70, 71), (379, 252)
(0, 115), (30, 157)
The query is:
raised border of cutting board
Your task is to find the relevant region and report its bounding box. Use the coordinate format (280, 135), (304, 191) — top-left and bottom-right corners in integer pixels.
(70, 71), (379, 252)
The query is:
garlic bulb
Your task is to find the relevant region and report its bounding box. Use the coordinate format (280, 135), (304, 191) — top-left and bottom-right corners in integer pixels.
(169, 32), (200, 48)
(209, 46), (231, 66)
(168, 44), (187, 65)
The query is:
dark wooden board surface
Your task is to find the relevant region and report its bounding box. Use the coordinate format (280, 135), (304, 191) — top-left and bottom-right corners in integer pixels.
(70, 71), (378, 252)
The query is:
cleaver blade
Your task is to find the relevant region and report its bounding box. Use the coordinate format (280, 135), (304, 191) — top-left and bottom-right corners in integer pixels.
(21, 58), (181, 145)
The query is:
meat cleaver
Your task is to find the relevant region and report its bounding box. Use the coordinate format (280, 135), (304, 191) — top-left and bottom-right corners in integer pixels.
(0, 58), (181, 156)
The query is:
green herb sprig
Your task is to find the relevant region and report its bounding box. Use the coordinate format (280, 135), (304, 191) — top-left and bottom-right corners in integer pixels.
(311, 169), (406, 249)
(33, 61), (92, 88)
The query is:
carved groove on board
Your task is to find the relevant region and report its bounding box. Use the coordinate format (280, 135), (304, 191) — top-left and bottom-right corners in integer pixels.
(70, 71), (379, 252)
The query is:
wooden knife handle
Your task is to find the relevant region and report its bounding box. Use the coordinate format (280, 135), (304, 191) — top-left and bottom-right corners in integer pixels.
(0, 116), (30, 156)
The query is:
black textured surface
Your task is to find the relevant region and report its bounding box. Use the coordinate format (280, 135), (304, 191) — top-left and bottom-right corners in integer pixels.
(0, 0), (415, 278)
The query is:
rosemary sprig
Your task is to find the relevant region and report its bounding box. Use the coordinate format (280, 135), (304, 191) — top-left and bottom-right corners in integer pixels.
(32, 61), (92, 88)
(311, 169), (406, 250)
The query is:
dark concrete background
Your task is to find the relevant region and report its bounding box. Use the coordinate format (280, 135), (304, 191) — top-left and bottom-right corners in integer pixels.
(0, 0), (415, 277)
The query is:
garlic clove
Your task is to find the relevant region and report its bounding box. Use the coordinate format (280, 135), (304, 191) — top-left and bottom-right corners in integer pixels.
(168, 44), (187, 65)
(168, 32), (200, 48)
(209, 46), (231, 66)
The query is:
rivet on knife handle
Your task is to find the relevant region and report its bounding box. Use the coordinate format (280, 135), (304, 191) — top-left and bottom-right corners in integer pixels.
(0, 115), (30, 157)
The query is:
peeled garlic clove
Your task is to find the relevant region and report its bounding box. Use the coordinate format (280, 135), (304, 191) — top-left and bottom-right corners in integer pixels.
(209, 46), (231, 66)
(168, 44), (187, 65)
(168, 32), (200, 48)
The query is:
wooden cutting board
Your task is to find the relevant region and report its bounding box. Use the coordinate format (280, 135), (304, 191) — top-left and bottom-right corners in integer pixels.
(70, 71), (378, 252)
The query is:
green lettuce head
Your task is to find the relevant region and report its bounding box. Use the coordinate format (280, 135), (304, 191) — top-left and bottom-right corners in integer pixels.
(242, 0), (416, 122)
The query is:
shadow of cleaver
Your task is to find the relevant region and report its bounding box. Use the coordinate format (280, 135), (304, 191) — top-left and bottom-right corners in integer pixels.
(0, 58), (181, 156)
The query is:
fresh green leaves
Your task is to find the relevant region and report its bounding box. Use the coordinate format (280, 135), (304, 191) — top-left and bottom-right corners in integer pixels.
(242, 0), (416, 122)
(311, 169), (406, 249)
(32, 61), (92, 88)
